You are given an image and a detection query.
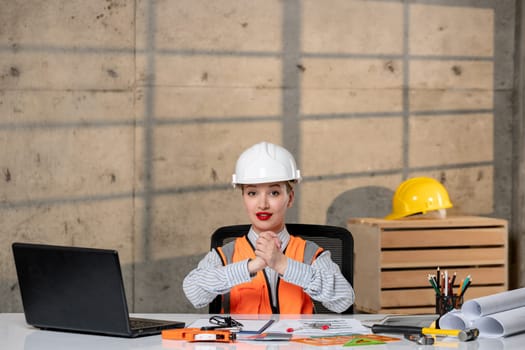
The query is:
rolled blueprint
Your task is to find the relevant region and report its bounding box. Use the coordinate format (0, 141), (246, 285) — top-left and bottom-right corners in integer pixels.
(439, 288), (525, 338)
(473, 306), (525, 338)
(462, 288), (525, 319)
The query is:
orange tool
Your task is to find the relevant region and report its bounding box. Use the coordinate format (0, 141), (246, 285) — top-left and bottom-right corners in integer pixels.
(162, 328), (236, 343)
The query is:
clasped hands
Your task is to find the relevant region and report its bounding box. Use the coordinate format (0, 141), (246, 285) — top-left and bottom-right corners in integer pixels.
(248, 231), (287, 276)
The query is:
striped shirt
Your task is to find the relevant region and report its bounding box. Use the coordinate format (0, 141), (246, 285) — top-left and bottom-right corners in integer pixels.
(183, 227), (355, 313)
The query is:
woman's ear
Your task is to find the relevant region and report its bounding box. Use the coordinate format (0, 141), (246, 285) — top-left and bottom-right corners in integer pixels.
(287, 189), (295, 208)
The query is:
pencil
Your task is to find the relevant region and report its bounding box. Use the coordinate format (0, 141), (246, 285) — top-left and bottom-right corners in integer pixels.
(428, 275), (440, 295)
(459, 279), (472, 298)
(436, 267), (441, 291)
(444, 270), (449, 296)
(462, 275), (471, 294)
(457, 278), (464, 297)
(431, 274), (439, 291)
(450, 272), (457, 295)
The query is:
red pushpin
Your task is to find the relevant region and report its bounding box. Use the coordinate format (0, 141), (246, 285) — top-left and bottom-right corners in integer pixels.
(286, 327), (305, 333)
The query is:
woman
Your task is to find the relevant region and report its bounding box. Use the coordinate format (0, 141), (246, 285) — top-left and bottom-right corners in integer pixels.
(183, 142), (354, 314)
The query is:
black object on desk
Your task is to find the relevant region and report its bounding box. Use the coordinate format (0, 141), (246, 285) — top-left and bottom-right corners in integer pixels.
(12, 242), (185, 338)
(371, 324), (479, 342)
(201, 316), (244, 330)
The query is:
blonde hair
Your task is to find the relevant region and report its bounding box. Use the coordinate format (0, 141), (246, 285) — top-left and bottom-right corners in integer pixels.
(240, 181), (296, 194)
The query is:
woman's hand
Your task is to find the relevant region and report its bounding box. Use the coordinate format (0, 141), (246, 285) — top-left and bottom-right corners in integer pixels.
(247, 256), (266, 274)
(255, 231), (288, 275)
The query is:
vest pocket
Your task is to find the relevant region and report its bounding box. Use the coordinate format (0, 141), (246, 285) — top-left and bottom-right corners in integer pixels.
(232, 285), (267, 314)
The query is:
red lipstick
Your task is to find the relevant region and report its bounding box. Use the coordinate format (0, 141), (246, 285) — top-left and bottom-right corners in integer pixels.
(256, 212), (272, 221)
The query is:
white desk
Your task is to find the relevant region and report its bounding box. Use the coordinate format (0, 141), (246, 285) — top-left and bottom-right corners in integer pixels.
(1, 313), (524, 350)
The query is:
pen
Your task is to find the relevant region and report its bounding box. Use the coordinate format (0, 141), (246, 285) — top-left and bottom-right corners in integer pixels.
(200, 326), (241, 331)
(311, 322), (331, 330)
(286, 324), (330, 332)
(286, 327), (301, 333)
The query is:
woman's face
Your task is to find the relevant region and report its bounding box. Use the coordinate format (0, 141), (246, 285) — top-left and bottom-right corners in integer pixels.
(242, 182), (294, 234)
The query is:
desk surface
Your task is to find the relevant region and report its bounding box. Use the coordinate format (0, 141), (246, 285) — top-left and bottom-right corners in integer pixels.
(1, 313), (523, 350)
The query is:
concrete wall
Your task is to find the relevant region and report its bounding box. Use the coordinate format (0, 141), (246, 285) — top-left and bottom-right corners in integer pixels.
(0, 0), (520, 313)
(513, 0), (525, 300)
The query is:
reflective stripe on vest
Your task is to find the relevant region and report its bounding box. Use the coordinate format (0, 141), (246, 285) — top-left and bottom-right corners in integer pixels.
(216, 234), (323, 314)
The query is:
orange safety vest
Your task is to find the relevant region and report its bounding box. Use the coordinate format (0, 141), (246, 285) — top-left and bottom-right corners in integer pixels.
(216, 235), (323, 314)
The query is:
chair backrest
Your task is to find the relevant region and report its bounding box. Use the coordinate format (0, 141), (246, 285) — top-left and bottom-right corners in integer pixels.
(209, 223), (354, 314)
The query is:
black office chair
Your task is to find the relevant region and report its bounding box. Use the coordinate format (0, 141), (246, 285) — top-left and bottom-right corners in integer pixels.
(209, 223), (354, 314)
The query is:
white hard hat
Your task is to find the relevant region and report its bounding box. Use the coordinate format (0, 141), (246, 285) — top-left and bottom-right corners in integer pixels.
(232, 141), (302, 187)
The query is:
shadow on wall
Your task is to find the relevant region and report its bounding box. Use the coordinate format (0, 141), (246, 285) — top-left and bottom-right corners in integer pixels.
(6, 254), (207, 314)
(7, 186), (393, 315)
(326, 186), (394, 227)
(126, 253), (209, 314)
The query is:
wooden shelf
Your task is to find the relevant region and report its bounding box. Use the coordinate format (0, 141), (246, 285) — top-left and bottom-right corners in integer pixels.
(348, 216), (508, 314)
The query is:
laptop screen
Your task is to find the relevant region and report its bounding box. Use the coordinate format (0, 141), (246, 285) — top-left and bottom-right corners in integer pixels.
(13, 243), (133, 336)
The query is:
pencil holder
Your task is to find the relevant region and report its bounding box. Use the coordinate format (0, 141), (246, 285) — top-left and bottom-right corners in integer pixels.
(435, 294), (463, 316)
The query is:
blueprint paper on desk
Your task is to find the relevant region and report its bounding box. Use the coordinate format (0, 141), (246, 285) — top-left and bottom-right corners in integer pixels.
(266, 319), (369, 336)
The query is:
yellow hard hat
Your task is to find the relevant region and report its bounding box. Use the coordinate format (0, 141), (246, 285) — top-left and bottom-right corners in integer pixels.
(385, 177), (453, 220)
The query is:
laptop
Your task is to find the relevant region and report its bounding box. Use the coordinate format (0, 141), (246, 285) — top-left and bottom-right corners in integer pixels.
(12, 242), (185, 337)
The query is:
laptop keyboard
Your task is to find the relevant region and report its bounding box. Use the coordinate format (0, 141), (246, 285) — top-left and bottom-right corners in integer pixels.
(129, 317), (168, 330)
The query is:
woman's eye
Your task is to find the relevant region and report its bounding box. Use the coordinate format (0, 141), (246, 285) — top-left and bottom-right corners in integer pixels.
(247, 191), (256, 196)
(271, 191), (280, 196)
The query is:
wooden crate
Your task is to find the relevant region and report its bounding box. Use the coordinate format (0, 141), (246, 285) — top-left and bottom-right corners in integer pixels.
(348, 216), (508, 314)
